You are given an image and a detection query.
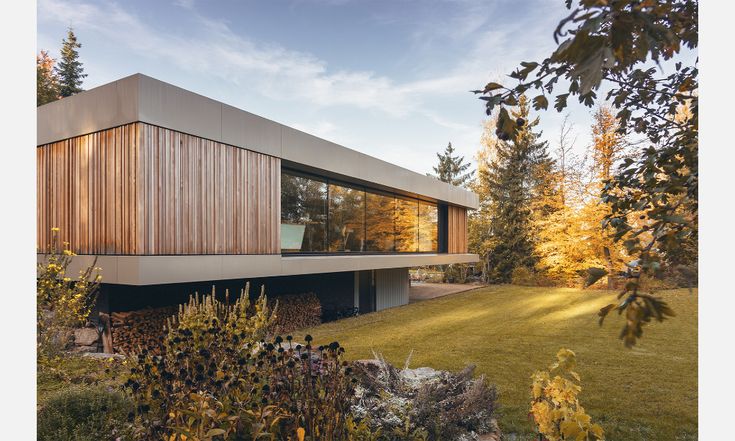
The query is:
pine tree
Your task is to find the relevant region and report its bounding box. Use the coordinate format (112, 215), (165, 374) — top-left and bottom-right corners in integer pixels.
(55, 27), (87, 98)
(37, 50), (59, 106)
(429, 142), (473, 187)
(480, 96), (555, 283)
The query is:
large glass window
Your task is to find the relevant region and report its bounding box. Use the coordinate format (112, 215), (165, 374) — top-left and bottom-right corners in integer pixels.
(281, 169), (439, 254)
(328, 183), (365, 252)
(281, 173), (327, 252)
(395, 197), (419, 252)
(366, 192), (396, 252)
(418, 201), (438, 252)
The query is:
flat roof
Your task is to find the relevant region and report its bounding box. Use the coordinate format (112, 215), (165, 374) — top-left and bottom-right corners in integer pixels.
(37, 73), (478, 209)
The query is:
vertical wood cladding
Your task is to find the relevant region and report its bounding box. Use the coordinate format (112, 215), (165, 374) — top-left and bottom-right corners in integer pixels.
(37, 124), (140, 254)
(37, 122), (280, 255)
(447, 205), (468, 254)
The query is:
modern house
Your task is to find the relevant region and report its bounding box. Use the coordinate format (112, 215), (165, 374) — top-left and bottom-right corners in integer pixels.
(37, 74), (479, 315)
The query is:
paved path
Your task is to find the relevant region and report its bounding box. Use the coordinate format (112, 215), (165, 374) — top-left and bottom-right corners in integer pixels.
(408, 282), (484, 302)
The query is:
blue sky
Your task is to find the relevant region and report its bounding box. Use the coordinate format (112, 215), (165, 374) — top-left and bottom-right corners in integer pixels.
(37, 0), (626, 175)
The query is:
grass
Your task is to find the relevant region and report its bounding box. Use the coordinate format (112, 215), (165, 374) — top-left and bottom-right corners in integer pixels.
(37, 355), (125, 406)
(305, 285), (698, 441)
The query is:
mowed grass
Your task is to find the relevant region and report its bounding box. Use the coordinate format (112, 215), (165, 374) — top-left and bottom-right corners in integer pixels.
(305, 285), (698, 440)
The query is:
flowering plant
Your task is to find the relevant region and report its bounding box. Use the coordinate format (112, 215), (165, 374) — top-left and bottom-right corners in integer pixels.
(37, 228), (100, 361)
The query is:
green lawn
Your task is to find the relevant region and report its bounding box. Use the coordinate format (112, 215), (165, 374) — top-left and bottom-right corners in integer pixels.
(305, 285), (698, 441)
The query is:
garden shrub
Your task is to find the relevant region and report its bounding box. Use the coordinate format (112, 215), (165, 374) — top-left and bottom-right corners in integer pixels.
(124, 284), (361, 440)
(443, 263), (473, 283)
(530, 348), (604, 441)
(37, 384), (133, 441)
(37, 228), (100, 362)
(511, 266), (537, 286)
(352, 354), (499, 441)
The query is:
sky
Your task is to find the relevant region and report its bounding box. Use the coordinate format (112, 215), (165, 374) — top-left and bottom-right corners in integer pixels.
(37, 0), (645, 176)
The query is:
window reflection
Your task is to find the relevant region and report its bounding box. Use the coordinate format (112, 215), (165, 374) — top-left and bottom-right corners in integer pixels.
(328, 183), (365, 252)
(366, 192), (395, 252)
(395, 197), (419, 252)
(418, 201), (438, 252)
(280, 173), (327, 252)
(281, 170), (437, 254)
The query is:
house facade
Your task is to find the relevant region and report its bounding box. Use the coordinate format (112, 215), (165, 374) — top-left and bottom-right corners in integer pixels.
(37, 74), (479, 314)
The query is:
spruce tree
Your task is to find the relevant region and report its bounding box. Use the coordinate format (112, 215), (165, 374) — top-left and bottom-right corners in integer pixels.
(37, 50), (59, 106)
(55, 27), (87, 98)
(429, 142), (473, 187)
(483, 96), (555, 283)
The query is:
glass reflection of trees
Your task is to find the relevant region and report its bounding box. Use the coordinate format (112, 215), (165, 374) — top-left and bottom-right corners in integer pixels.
(281, 170), (437, 254)
(328, 183), (365, 252)
(280, 173), (327, 252)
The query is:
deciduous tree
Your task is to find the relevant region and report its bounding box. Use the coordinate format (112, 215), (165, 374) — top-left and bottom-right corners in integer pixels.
(37, 50), (59, 106)
(475, 0), (697, 346)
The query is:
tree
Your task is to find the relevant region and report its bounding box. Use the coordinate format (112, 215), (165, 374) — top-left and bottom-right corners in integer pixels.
(37, 50), (59, 106)
(475, 0), (697, 347)
(55, 27), (87, 98)
(429, 142), (474, 187)
(479, 96), (555, 283)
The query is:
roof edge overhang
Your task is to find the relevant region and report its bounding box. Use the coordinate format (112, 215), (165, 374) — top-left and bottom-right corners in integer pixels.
(37, 73), (479, 209)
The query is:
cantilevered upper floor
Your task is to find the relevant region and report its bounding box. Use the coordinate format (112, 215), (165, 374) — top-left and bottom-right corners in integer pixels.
(37, 74), (479, 285)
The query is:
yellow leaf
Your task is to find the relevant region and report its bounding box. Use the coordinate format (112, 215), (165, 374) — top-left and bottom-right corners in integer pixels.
(590, 423), (605, 439)
(560, 420), (581, 439)
(297, 427), (305, 441)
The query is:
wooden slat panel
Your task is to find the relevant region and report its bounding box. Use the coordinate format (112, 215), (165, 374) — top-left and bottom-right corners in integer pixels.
(136, 123), (280, 255)
(37, 124), (140, 254)
(38, 122), (281, 255)
(447, 205), (467, 254)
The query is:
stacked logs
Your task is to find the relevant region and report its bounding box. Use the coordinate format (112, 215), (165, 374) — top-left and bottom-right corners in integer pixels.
(109, 293), (322, 354)
(268, 293), (322, 335)
(110, 306), (177, 355)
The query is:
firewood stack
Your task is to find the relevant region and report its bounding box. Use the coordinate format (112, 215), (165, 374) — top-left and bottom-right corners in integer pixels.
(109, 293), (322, 354)
(268, 293), (322, 335)
(110, 306), (177, 355)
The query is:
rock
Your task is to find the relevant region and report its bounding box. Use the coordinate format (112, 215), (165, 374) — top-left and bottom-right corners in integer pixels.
(83, 352), (126, 360)
(401, 366), (442, 383)
(72, 345), (98, 353)
(478, 419), (503, 441)
(74, 327), (99, 346)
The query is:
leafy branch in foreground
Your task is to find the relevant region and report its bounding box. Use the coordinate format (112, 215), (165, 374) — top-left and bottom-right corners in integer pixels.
(475, 0), (697, 347)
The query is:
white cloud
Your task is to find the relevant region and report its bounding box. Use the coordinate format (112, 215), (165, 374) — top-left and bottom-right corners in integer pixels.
(38, 0), (590, 174)
(37, 0), (533, 122)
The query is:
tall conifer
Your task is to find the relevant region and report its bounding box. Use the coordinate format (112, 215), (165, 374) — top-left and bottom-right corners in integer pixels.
(55, 27), (87, 98)
(482, 96), (555, 282)
(430, 142), (473, 187)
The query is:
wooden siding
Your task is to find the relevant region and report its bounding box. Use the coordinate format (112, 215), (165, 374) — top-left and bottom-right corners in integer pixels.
(447, 205), (468, 254)
(37, 124), (140, 254)
(38, 122), (280, 255)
